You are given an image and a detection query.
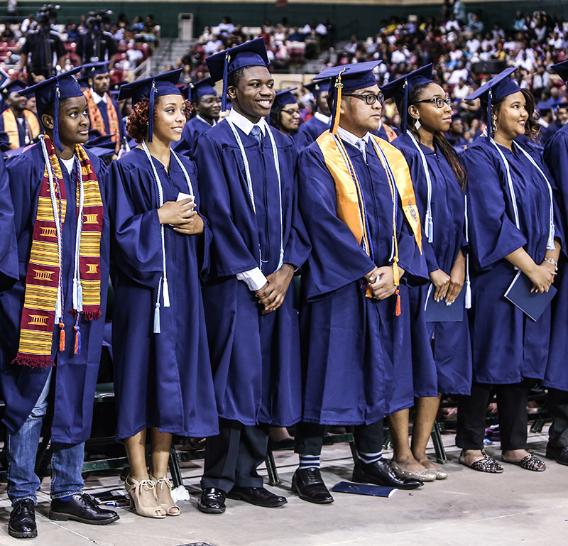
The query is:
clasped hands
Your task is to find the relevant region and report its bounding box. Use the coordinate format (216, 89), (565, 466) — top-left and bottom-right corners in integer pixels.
(157, 197), (204, 235)
(255, 264), (295, 314)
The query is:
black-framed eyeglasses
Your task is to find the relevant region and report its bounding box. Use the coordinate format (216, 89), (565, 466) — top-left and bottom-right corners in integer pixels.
(343, 92), (384, 105)
(281, 108), (301, 116)
(414, 97), (452, 108)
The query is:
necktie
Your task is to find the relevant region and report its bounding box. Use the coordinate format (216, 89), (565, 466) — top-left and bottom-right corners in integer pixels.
(251, 124), (263, 146)
(356, 139), (367, 163)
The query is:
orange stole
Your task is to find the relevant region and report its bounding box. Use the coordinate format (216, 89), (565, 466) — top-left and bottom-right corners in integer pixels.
(83, 89), (120, 148)
(1, 109), (40, 149)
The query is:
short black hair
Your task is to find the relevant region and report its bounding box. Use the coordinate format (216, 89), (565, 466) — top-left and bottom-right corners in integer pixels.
(227, 67), (246, 90)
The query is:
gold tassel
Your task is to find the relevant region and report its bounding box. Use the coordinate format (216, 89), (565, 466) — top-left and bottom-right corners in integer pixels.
(331, 70), (345, 135)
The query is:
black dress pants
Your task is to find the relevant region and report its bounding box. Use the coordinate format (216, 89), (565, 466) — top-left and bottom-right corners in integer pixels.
(294, 420), (384, 457)
(201, 420), (268, 493)
(456, 381), (530, 451)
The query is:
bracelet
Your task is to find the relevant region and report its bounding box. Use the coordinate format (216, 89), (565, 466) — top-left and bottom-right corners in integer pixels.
(544, 257), (558, 270)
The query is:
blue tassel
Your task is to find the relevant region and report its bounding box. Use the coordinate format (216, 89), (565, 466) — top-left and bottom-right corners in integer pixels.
(402, 79), (409, 133)
(53, 84), (62, 151)
(487, 89), (493, 140)
(222, 53), (230, 112)
(148, 80), (157, 142)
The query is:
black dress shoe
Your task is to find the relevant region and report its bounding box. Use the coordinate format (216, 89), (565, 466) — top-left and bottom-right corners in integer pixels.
(9, 499), (37, 539)
(546, 444), (568, 466)
(49, 493), (119, 525)
(292, 468), (334, 504)
(198, 487), (226, 514)
(352, 460), (423, 490)
(227, 486), (287, 508)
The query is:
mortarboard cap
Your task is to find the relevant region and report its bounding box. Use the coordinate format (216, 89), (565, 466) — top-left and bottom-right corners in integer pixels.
(20, 66), (84, 150)
(272, 87), (297, 109)
(187, 78), (217, 103)
(381, 64), (433, 132)
(550, 60), (568, 83)
(206, 38), (270, 111)
(119, 68), (182, 142)
(465, 66), (519, 139)
(316, 61), (381, 134)
(305, 79), (331, 97)
(2, 79), (27, 97)
(82, 61), (110, 80)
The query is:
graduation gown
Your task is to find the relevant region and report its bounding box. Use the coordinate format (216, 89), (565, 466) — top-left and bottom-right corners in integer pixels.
(544, 124), (568, 392)
(195, 120), (310, 427)
(298, 137), (428, 425)
(394, 133), (471, 396)
(464, 137), (560, 384)
(0, 154), (18, 290)
(110, 148), (218, 439)
(174, 116), (213, 158)
(295, 116), (328, 149)
(0, 144), (110, 444)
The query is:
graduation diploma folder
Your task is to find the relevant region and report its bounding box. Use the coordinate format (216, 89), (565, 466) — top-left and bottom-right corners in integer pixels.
(424, 284), (465, 323)
(331, 481), (397, 498)
(504, 271), (557, 322)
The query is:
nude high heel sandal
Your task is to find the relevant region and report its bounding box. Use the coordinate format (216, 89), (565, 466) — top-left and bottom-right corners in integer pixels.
(125, 475), (167, 518)
(151, 475), (181, 516)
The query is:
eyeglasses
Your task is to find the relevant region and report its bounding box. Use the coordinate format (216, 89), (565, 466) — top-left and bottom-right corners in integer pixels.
(414, 97), (452, 108)
(281, 109), (301, 116)
(343, 92), (384, 105)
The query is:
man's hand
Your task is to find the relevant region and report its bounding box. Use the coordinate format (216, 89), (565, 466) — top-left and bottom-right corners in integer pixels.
(256, 264), (295, 314)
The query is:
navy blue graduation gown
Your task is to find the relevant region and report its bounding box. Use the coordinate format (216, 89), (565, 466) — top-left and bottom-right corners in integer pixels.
(195, 120), (310, 427)
(298, 137), (428, 425)
(295, 116), (328, 149)
(0, 155), (18, 290)
(174, 116), (213, 158)
(394, 133), (471, 396)
(544, 124), (568, 392)
(110, 148), (218, 439)
(464, 137), (560, 384)
(0, 144), (110, 444)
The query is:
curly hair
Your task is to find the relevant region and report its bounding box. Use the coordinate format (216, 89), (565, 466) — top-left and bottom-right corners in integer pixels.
(126, 97), (192, 142)
(493, 88), (540, 141)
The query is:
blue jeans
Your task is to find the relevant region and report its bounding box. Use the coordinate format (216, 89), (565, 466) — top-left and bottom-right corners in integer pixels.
(7, 372), (85, 505)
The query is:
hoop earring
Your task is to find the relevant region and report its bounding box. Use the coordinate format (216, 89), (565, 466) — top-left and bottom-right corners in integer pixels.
(414, 119), (421, 130)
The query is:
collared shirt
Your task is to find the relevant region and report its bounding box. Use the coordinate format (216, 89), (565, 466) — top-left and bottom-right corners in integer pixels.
(314, 111), (331, 125)
(91, 90), (107, 105)
(338, 126), (371, 163)
(196, 114), (216, 127)
(227, 108), (270, 291)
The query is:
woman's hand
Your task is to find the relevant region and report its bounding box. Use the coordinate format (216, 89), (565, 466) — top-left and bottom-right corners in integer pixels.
(173, 210), (204, 235)
(368, 266), (397, 300)
(446, 252), (466, 305)
(157, 198), (194, 226)
(527, 263), (555, 293)
(430, 269), (451, 302)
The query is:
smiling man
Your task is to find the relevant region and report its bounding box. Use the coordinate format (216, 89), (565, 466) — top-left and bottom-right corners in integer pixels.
(195, 38), (310, 514)
(293, 62), (428, 504)
(0, 67), (118, 539)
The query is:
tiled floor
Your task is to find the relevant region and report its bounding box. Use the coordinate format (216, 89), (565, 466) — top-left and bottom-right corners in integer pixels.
(0, 428), (566, 546)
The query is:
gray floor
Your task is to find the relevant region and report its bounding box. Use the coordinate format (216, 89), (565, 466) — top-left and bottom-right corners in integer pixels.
(0, 428), (567, 546)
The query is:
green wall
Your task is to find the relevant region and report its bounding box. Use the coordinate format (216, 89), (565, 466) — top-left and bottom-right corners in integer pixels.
(2, 2), (568, 41)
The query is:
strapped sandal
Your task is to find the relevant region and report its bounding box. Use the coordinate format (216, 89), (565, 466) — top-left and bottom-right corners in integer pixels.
(459, 450), (504, 473)
(151, 475), (181, 516)
(503, 453), (546, 472)
(125, 475), (166, 518)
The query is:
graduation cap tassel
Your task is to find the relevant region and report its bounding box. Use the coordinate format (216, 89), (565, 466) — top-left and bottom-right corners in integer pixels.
(222, 53), (230, 112)
(331, 71), (345, 135)
(53, 84), (62, 151)
(486, 89), (493, 139)
(402, 79), (409, 133)
(148, 80), (157, 143)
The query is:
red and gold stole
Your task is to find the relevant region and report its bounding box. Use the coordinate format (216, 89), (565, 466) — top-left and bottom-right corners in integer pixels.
(83, 88), (120, 148)
(14, 136), (104, 368)
(316, 130), (422, 314)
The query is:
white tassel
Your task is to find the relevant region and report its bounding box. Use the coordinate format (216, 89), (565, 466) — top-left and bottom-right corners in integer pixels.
(425, 212), (434, 243)
(73, 278), (83, 312)
(465, 254), (472, 309)
(162, 277), (171, 308)
(153, 303), (161, 334)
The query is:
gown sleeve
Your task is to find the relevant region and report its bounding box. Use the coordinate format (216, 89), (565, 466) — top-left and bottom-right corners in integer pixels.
(298, 145), (376, 300)
(0, 156), (18, 290)
(463, 144), (527, 269)
(109, 160), (163, 287)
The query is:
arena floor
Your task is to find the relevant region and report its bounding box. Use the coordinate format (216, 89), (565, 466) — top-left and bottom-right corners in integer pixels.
(0, 428), (566, 546)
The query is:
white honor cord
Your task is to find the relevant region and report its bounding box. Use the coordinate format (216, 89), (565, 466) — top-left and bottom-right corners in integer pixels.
(40, 136), (64, 322)
(370, 138), (399, 262)
(464, 194), (472, 309)
(226, 119), (284, 269)
(490, 138), (521, 229)
(141, 141), (170, 335)
(170, 148), (195, 196)
(407, 131), (434, 243)
(513, 142), (556, 250)
(72, 155), (84, 312)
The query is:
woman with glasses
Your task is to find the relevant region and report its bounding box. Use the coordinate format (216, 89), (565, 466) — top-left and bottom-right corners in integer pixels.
(382, 65), (471, 482)
(270, 88), (302, 146)
(457, 68), (561, 473)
